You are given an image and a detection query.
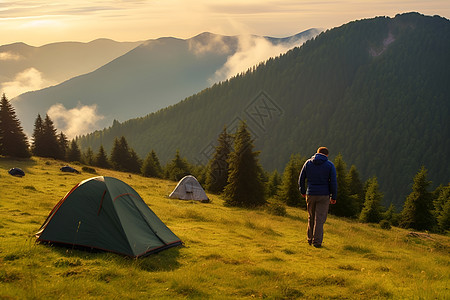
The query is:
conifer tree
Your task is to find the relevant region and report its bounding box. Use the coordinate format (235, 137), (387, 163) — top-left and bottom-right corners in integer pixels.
(66, 140), (81, 162)
(266, 169), (282, 198)
(82, 147), (95, 165)
(382, 203), (399, 226)
(359, 177), (383, 223)
(110, 136), (131, 172)
(205, 126), (233, 193)
(142, 150), (163, 178)
(223, 121), (265, 208)
(31, 114), (45, 157)
(347, 165), (365, 213)
(128, 148), (142, 174)
(433, 184), (450, 232)
(400, 166), (435, 231)
(278, 154), (305, 207)
(95, 145), (110, 169)
(42, 114), (60, 159)
(57, 132), (69, 161)
(330, 154), (358, 217)
(0, 93), (30, 158)
(165, 150), (191, 181)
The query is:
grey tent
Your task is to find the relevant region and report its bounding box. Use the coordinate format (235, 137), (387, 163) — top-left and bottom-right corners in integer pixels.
(169, 175), (209, 202)
(36, 176), (182, 257)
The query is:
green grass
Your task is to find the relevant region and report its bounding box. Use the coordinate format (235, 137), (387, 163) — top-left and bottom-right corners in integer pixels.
(1, 156), (449, 299)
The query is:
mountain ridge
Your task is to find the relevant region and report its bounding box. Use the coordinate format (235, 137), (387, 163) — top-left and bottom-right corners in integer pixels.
(11, 29), (321, 136)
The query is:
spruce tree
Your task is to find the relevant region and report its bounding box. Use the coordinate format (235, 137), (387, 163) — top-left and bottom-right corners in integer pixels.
(57, 132), (69, 161)
(359, 177), (383, 223)
(433, 184), (449, 232)
(330, 154), (358, 217)
(347, 165), (365, 213)
(31, 114), (45, 157)
(142, 150), (163, 178)
(66, 140), (81, 162)
(42, 114), (60, 159)
(110, 136), (131, 172)
(205, 126), (233, 193)
(128, 148), (142, 174)
(266, 169), (282, 198)
(82, 147), (95, 165)
(0, 93), (30, 158)
(382, 203), (399, 226)
(278, 154), (305, 207)
(165, 150), (191, 181)
(400, 166), (435, 231)
(95, 145), (110, 169)
(223, 121), (265, 208)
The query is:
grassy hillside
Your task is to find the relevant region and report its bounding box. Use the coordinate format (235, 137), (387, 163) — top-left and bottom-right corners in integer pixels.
(1, 157), (449, 299)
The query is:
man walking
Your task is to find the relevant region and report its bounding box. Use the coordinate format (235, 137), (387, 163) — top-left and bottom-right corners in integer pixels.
(298, 147), (337, 248)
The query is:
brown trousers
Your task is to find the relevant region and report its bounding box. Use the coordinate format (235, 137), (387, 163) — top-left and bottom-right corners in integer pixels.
(306, 195), (330, 246)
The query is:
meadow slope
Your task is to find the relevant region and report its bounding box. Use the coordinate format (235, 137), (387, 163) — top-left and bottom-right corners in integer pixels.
(0, 157), (449, 299)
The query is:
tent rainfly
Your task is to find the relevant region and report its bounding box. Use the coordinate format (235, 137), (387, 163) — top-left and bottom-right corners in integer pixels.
(169, 175), (209, 202)
(36, 176), (182, 257)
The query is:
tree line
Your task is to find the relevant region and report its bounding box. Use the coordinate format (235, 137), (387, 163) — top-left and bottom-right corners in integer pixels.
(1, 93), (448, 233)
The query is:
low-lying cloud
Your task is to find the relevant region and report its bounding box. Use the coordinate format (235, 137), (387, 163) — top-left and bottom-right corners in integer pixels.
(1, 68), (54, 99)
(188, 33), (234, 56)
(0, 51), (23, 60)
(210, 34), (312, 83)
(47, 103), (105, 139)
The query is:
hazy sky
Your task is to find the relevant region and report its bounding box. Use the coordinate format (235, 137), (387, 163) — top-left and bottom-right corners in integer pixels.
(1, 0), (449, 46)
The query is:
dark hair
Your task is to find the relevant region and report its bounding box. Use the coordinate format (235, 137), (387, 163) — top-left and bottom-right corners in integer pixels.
(317, 147), (329, 155)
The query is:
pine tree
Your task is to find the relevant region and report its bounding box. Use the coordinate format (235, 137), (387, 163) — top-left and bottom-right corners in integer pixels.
(66, 140), (81, 162)
(347, 165), (365, 213)
(382, 203), (400, 226)
(205, 126), (233, 193)
(128, 148), (142, 174)
(359, 177), (383, 223)
(266, 169), (282, 198)
(42, 114), (61, 159)
(330, 154), (358, 217)
(165, 150), (191, 181)
(433, 184), (449, 232)
(110, 136), (131, 172)
(0, 93), (30, 158)
(278, 154), (305, 207)
(400, 166), (435, 231)
(95, 145), (110, 169)
(82, 147), (95, 165)
(142, 150), (163, 178)
(31, 114), (45, 157)
(57, 132), (69, 161)
(223, 121), (265, 208)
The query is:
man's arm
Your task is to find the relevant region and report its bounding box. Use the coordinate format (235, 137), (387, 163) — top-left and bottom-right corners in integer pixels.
(299, 162), (307, 196)
(329, 163), (337, 200)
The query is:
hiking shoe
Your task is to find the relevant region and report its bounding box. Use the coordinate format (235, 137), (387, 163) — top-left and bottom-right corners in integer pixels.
(313, 244), (322, 248)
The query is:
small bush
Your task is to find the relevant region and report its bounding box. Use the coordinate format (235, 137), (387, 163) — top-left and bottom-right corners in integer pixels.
(23, 185), (37, 191)
(380, 220), (391, 230)
(82, 166), (96, 174)
(266, 201), (287, 217)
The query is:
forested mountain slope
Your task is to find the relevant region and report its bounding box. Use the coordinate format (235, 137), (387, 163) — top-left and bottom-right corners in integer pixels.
(78, 13), (450, 208)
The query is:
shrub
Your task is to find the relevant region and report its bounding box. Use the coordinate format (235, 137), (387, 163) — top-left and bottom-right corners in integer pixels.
(379, 219), (391, 230)
(266, 201), (287, 217)
(82, 166), (96, 174)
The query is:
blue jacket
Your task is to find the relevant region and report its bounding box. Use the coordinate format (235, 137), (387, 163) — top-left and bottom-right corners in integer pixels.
(299, 153), (337, 199)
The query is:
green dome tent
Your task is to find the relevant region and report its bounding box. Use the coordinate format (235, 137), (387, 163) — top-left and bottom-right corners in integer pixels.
(36, 176), (182, 257)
